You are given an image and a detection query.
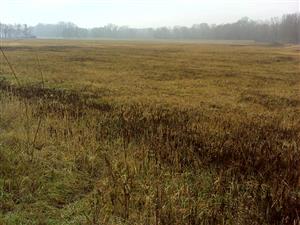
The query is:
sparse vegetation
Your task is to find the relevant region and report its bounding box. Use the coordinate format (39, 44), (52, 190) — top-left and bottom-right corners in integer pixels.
(0, 40), (299, 224)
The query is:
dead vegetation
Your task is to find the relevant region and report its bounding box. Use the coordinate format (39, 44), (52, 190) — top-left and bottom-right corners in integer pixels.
(0, 40), (299, 224)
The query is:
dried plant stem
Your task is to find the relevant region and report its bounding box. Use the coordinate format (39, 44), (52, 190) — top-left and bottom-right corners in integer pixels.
(1, 46), (31, 157)
(32, 116), (42, 146)
(0, 47), (21, 87)
(36, 54), (45, 88)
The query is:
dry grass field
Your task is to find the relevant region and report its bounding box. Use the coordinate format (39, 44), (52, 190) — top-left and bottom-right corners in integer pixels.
(0, 39), (299, 224)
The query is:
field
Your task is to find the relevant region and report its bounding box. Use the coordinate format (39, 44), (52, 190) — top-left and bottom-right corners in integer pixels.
(0, 39), (299, 224)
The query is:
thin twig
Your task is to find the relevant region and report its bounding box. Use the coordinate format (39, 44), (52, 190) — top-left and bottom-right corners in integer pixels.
(33, 53), (45, 147)
(36, 54), (45, 89)
(0, 46), (21, 86)
(32, 116), (42, 146)
(0, 46), (31, 156)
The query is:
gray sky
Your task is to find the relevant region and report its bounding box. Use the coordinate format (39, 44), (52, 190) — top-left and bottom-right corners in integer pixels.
(1, 0), (299, 28)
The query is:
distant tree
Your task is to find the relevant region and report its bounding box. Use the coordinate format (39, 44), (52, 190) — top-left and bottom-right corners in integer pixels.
(280, 13), (300, 43)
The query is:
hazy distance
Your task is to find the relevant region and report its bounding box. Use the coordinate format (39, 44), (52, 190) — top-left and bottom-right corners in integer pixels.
(1, 0), (299, 28)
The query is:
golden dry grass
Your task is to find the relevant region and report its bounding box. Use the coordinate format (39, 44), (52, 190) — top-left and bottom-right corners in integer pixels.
(0, 39), (299, 225)
(1, 39), (299, 110)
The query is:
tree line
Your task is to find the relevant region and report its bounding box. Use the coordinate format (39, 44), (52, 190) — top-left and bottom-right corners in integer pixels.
(0, 23), (35, 39)
(1, 13), (299, 43)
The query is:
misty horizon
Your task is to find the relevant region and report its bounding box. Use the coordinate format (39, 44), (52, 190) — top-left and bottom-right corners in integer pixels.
(1, 13), (298, 30)
(1, 0), (299, 28)
(2, 13), (299, 43)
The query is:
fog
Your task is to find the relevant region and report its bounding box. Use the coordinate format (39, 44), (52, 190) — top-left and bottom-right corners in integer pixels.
(1, 0), (299, 43)
(1, 0), (299, 28)
(1, 14), (299, 43)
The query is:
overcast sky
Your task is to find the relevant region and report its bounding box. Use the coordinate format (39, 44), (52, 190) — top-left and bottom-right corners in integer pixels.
(1, 0), (299, 28)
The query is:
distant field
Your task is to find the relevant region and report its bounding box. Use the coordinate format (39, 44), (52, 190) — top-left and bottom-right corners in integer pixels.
(0, 40), (299, 224)
(1, 39), (299, 110)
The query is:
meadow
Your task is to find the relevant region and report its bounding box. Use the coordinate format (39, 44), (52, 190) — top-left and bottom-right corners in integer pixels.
(0, 39), (299, 224)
